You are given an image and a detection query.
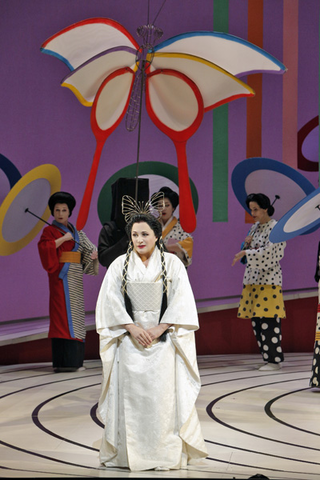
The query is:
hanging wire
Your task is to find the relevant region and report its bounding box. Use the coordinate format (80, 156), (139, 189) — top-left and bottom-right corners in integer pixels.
(134, 63), (145, 201)
(125, 24), (163, 132)
(127, 0), (168, 198)
(152, 0), (168, 25)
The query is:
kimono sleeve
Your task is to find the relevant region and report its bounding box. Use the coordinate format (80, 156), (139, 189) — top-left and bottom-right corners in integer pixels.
(38, 227), (60, 274)
(78, 231), (99, 276)
(315, 241), (320, 283)
(177, 236), (193, 267)
(95, 256), (133, 340)
(160, 254), (199, 334)
(245, 239), (286, 270)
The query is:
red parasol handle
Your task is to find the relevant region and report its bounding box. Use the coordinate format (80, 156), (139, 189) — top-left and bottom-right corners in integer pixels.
(174, 141), (196, 232)
(76, 141), (105, 230)
(146, 69), (204, 233)
(76, 67), (134, 231)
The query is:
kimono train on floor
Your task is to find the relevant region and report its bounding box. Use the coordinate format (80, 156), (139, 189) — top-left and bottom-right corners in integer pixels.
(95, 248), (207, 471)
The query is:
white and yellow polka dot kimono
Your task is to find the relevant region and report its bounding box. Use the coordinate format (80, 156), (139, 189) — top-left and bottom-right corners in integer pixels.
(310, 243), (320, 387)
(238, 219), (286, 365)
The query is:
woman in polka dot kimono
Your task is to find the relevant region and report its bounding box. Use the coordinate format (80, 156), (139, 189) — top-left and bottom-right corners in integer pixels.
(310, 243), (320, 389)
(232, 193), (286, 371)
(154, 186), (193, 268)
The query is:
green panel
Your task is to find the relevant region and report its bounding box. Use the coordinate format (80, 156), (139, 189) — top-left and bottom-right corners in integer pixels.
(213, 0), (229, 31)
(213, 0), (229, 222)
(212, 105), (229, 222)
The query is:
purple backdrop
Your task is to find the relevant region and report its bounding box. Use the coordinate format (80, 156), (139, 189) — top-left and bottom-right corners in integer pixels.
(0, 0), (319, 323)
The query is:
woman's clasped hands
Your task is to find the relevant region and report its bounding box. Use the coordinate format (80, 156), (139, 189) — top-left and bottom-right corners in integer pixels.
(125, 323), (169, 347)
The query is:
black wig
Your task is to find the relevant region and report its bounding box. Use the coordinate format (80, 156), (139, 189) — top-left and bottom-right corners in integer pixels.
(48, 191), (76, 217)
(245, 193), (275, 217)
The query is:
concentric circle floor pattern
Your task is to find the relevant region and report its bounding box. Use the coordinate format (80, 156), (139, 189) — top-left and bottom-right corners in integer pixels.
(0, 353), (319, 479)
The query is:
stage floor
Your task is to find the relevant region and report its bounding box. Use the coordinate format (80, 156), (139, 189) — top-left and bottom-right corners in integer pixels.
(0, 353), (319, 479)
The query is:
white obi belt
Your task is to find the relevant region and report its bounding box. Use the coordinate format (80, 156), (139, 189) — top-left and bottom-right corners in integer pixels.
(126, 282), (163, 311)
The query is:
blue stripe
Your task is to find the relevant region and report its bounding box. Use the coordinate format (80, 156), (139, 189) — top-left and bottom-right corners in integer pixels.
(40, 48), (74, 71)
(60, 267), (75, 338)
(152, 31), (286, 72)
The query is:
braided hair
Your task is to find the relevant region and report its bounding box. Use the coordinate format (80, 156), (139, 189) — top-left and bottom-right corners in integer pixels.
(121, 214), (168, 341)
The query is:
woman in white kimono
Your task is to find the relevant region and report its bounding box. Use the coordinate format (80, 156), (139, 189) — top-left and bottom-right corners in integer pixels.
(95, 204), (207, 471)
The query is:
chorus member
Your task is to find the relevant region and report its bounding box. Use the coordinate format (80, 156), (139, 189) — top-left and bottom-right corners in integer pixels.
(310, 243), (320, 389)
(232, 193), (286, 371)
(38, 192), (98, 372)
(155, 186), (193, 267)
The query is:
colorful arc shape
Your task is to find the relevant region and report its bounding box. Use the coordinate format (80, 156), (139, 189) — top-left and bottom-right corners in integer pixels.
(41, 17), (286, 231)
(0, 164), (61, 256)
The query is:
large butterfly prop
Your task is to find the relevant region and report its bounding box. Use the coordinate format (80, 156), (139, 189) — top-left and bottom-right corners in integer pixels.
(41, 18), (286, 232)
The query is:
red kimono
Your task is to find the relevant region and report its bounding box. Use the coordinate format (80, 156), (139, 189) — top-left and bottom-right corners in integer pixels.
(38, 221), (98, 342)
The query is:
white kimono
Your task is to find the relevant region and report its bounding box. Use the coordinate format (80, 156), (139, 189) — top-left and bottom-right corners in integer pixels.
(95, 248), (207, 471)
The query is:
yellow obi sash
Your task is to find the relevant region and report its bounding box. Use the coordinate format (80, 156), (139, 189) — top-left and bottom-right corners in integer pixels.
(59, 251), (81, 264)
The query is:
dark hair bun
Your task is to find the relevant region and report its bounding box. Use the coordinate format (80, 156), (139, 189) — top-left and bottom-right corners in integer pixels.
(48, 192), (76, 217)
(245, 193), (274, 217)
(267, 205), (275, 216)
(157, 187), (179, 209)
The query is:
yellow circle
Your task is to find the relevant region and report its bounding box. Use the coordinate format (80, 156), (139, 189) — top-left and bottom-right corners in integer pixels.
(0, 164), (61, 256)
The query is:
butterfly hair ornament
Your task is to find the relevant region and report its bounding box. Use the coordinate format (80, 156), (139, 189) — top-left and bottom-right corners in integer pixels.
(121, 191), (165, 223)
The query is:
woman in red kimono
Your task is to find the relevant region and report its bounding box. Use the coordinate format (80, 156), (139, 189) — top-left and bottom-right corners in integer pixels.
(38, 192), (98, 372)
